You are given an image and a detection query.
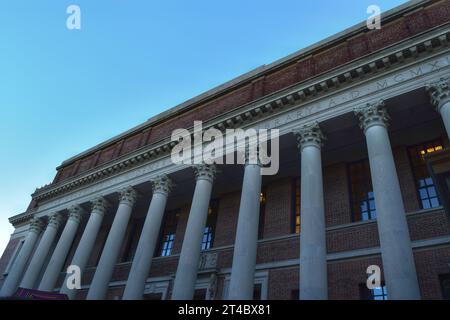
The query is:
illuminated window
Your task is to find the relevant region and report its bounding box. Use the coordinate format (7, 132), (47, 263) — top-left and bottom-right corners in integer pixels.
(348, 160), (376, 222)
(408, 140), (443, 210)
(360, 283), (388, 300)
(158, 210), (179, 257)
(160, 233), (175, 257)
(201, 200), (218, 251)
(293, 178), (301, 233)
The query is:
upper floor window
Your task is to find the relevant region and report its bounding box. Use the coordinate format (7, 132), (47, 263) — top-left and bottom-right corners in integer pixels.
(160, 233), (175, 257)
(201, 200), (219, 251)
(348, 160), (376, 222)
(157, 210), (179, 257)
(408, 140), (443, 210)
(121, 218), (144, 262)
(293, 178), (301, 233)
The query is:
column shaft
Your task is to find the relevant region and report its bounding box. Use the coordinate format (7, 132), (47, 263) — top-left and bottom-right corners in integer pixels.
(356, 101), (420, 300)
(295, 123), (327, 300)
(227, 164), (262, 300)
(20, 215), (62, 289)
(38, 207), (83, 292)
(0, 219), (44, 297)
(86, 187), (137, 300)
(365, 125), (421, 299)
(123, 176), (172, 300)
(172, 165), (215, 300)
(60, 198), (109, 299)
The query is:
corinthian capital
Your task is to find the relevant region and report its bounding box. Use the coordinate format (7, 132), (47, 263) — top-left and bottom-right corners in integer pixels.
(151, 175), (174, 196)
(119, 186), (139, 207)
(354, 100), (390, 133)
(194, 164), (217, 183)
(48, 214), (64, 229)
(91, 197), (110, 217)
(29, 217), (45, 234)
(293, 122), (326, 151)
(426, 77), (450, 112)
(68, 205), (84, 224)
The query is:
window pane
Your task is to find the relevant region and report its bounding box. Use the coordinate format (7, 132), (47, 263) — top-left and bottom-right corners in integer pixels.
(408, 140), (442, 210)
(349, 160), (376, 222)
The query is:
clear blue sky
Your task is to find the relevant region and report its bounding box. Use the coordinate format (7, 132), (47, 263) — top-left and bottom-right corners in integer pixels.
(0, 0), (407, 254)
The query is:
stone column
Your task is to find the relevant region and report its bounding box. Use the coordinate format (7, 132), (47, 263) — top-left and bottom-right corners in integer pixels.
(60, 197), (109, 299)
(20, 214), (63, 289)
(427, 77), (450, 139)
(171, 164), (216, 300)
(123, 175), (173, 300)
(38, 206), (84, 292)
(228, 159), (262, 300)
(294, 123), (328, 300)
(86, 187), (138, 300)
(355, 101), (421, 300)
(0, 218), (44, 297)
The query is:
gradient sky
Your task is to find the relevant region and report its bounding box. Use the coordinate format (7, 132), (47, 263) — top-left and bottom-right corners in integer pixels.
(0, 0), (408, 254)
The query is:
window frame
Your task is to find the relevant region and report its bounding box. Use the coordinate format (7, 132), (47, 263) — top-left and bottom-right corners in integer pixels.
(407, 139), (443, 210)
(347, 159), (377, 222)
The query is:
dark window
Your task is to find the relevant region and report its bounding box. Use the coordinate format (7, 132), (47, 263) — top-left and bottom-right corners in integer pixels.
(258, 189), (267, 239)
(408, 140), (443, 210)
(360, 283), (388, 300)
(292, 178), (301, 234)
(193, 289), (207, 300)
(291, 289), (299, 300)
(143, 293), (163, 300)
(253, 283), (262, 300)
(348, 160), (377, 222)
(440, 273), (450, 300)
(201, 200), (219, 251)
(121, 218), (144, 262)
(157, 210), (179, 257)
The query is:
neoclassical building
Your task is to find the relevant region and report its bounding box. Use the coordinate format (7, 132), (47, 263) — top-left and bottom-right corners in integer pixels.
(1, 0), (450, 300)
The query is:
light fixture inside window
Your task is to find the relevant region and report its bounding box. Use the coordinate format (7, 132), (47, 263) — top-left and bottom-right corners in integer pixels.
(260, 192), (266, 204)
(420, 145), (443, 157)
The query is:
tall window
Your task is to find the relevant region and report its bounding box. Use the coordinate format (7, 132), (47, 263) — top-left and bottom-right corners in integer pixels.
(408, 140), (443, 210)
(158, 210), (179, 257)
(348, 160), (377, 222)
(201, 200), (219, 251)
(293, 178), (301, 233)
(258, 189), (267, 239)
(121, 218), (144, 262)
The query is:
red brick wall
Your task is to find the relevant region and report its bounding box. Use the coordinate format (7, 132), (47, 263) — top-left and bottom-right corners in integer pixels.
(268, 267), (298, 300)
(263, 178), (293, 238)
(324, 163), (351, 227)
(214, 192), (240, 247)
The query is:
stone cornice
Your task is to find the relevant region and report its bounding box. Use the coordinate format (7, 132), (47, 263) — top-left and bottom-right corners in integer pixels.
(30, 28), (449, 204)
